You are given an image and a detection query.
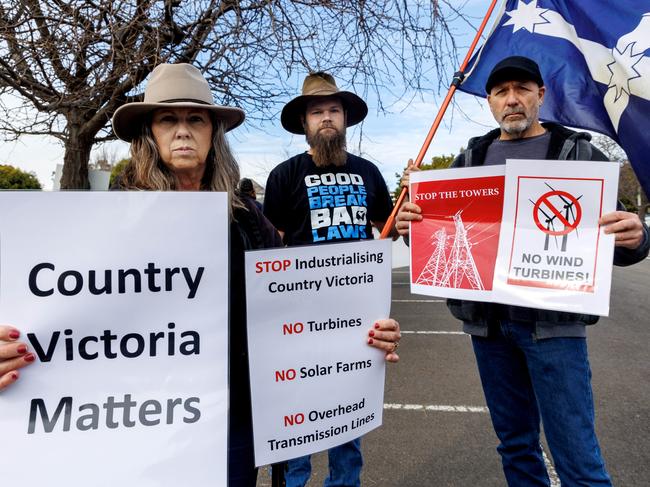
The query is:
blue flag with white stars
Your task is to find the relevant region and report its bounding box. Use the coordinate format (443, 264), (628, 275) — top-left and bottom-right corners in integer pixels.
(459, 0), (650, 196)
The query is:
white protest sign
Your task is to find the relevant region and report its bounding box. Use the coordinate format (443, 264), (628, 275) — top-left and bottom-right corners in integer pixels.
(0, 192), (229, 487)
(245, 239), (391, 466)
(493, 159), (619, 315)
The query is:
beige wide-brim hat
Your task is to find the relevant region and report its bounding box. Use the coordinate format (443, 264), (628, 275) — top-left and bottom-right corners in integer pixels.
(112, 63), (245, 142)
(281, 72), (368, 135)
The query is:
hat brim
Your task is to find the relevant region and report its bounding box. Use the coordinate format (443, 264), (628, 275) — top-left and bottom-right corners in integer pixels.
(112, 101), (245, 142)
(485, 67), (544, 94)
(281, 92), (368, 135)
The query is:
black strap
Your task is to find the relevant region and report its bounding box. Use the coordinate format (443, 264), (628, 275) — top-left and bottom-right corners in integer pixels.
(451, 70), (465, 88)
(575, 138), (593, 160)
(271, 463), (286, 486)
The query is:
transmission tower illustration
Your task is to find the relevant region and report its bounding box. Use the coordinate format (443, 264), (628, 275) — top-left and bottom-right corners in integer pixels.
(414, 228), (448, 286)
(415, 211), (484, 290)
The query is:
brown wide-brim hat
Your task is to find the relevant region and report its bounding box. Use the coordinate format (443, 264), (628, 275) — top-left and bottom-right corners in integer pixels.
(112, 63), (245, 142)
(281, 72), (368, 135)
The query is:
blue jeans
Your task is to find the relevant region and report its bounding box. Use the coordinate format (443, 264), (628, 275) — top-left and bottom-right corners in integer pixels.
(285, 438), (362, 487)
(471, 321), (611, 487)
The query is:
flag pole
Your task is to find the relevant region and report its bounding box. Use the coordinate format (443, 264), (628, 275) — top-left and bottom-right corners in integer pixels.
(380, 0), (501, 239)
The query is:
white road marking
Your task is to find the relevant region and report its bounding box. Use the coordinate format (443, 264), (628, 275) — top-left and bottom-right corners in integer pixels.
(384, 403), (489, 413)
(392, 299), (445, 303)
(391, 265), (563, 484)
(384, 403), (559, 482)
(401, 330), (465, 335)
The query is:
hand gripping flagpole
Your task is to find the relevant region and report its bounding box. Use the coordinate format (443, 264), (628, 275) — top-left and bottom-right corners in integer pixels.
(380, 0), (500, 239)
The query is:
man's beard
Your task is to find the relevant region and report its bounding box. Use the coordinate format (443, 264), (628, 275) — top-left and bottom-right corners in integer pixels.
(499, 104), (539, 137)
(306, 125), (347, 167)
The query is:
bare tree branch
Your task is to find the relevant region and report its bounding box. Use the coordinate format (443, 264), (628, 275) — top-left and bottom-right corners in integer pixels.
(1, 0), (470, 188)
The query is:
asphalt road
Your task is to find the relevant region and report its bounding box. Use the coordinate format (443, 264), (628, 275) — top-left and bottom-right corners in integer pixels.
(259, 257), (650, 486)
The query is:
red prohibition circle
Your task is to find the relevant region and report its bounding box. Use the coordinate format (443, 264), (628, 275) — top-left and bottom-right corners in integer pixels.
(532, 190), (582, 236)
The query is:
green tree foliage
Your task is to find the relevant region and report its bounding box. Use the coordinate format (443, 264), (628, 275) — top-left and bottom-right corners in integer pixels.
(393, 153), (456, 200)
(109, 158), (130, 188)
(0, 164), (42, 189)
(419, 153), (456, 171)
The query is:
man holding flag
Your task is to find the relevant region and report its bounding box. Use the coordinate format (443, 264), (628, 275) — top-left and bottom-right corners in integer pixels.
(396, 53), (649, 486)
(460, 0), (650, 197)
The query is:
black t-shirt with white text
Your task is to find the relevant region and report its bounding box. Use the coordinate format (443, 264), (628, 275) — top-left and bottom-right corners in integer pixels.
(264, 152), (393, 246)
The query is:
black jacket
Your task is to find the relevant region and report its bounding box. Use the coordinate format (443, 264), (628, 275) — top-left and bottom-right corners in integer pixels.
(447, 123), (650, 337)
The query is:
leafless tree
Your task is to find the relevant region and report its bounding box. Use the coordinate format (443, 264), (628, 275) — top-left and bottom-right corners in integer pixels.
(592, 135), (648, 217)
(0, 0), (469, 188)
(592, 134), (626, 163)
(620, 162), (649, 217)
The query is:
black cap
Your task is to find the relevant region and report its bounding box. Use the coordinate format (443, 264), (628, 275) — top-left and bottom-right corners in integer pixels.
(485, 56), (544, 93)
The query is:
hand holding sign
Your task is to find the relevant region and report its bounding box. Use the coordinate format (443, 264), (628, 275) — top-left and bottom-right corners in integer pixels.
(367, 319), (401, 363)
(407, 160), (622, 316)
(0, 326), (35, 391)
(599, 211), (646, 249)
(245, 239), (392, 466)
(395, 201), (423, 236)
(0, 192), (230, 486)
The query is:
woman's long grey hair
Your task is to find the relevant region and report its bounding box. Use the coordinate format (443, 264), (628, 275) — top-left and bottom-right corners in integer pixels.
(119, 117), (244, 216)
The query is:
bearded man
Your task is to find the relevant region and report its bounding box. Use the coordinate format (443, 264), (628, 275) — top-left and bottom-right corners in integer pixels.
(263, 72), (396, 487)
(264, 72), (394, 247)
(397, 56), (649, 487)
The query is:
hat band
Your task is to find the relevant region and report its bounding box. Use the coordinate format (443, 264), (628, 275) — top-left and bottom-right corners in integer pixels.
(303, 89), (338, 96)
(157, 98), (212, 105)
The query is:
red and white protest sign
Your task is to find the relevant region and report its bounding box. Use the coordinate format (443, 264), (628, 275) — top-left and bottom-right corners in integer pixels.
(410, 160), (620, 315)
(409, 166), (505, 300)
(508, 183), (593, 291)
(244, 240), (391, 466)
(493, 160), (619, 315)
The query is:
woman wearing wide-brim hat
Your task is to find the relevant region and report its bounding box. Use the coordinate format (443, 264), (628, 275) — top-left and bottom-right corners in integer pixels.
(111, 63), (247, 192)
(0, 63), (283, 487)
(114, 63), (284, 486)
(0, 64), (402, 486)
